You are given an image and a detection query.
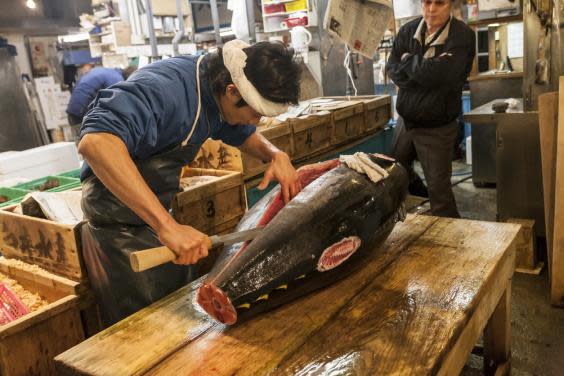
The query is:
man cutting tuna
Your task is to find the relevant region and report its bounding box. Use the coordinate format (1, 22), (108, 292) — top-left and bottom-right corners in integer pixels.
(77, 40), (302, 326)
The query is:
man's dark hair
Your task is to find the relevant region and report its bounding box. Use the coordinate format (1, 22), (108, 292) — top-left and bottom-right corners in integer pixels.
(205, 41), (301, 107)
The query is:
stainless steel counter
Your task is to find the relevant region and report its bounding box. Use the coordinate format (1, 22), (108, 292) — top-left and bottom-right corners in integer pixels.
(463, 98), (545, 236)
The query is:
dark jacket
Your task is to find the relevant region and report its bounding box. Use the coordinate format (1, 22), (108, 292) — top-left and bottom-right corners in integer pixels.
(387, 17), (475, 129)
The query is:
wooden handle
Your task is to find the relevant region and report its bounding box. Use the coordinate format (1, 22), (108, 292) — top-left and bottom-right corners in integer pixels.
(129, 236), (213, 272)
(130, 246), (177, 272)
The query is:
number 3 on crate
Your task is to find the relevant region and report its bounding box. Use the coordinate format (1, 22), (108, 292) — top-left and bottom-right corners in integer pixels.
(206, 199), (216, 218)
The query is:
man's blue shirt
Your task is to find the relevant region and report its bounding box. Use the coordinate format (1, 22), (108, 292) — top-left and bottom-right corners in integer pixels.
(79, 56), (256, 180)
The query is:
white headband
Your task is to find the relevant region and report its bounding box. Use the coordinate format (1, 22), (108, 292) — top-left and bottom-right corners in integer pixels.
(222, 39), (290, 117)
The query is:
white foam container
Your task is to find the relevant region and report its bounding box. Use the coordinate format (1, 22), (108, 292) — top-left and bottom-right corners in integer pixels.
(0, 142), (80, 186)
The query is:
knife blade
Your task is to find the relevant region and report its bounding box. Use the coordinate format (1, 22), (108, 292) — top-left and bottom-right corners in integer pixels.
(208, 226), (265, 248)
(130, 226), (265, 272)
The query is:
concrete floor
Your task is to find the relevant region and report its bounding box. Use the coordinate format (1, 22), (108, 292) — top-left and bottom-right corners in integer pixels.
(410, 161), (564, 375)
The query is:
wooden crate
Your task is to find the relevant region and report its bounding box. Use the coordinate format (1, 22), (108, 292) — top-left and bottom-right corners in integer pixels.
(241, 122), (293, 179)
(325, 95), (392, 134)
(189, 139), (243, 172)
(172, 168), (247, 236)
(0, 209), (103, 336)
(0, 209), (85, 282)
(0, 257), (84, 376)
(360, 96), (392, 133)
(310, 98), (365, 145)
(290, 111), (333, 160)
(507, 218), (543, 274)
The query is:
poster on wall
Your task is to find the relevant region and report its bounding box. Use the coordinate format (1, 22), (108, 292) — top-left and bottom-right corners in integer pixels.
(29, 41), (49, 76)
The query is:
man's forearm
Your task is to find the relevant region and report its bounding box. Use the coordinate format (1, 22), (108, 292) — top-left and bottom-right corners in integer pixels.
(239, 132), (283, 162)
(78, 133), (174, 233)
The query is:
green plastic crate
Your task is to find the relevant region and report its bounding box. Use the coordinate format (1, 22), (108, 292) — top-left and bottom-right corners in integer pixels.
(58, 169), (81, 179)
(14, 176), (81, 193)
(0, 187), (29, 208)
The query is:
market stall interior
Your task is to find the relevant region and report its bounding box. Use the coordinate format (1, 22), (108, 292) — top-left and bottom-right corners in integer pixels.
(0, 0), (563, 374)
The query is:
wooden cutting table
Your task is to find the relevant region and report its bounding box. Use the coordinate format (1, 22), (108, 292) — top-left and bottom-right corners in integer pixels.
(55, 215), (520, 376)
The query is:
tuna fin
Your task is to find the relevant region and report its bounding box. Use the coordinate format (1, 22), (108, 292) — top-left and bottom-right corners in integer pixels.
(276, 284), (288, 290)
(255, 294), (269, 302)
(237, 303), (251, 309)
(295, 274), (306, 280)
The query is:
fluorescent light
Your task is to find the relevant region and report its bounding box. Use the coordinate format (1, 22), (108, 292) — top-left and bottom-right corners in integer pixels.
(26, 0), (36, 9)
(488, 23), (500, 27)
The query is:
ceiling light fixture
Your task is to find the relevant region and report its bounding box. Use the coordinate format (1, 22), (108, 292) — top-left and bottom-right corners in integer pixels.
(26, 0), (37, 9)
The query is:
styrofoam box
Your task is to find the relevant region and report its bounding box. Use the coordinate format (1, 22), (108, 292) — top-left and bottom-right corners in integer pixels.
(0, 142), (80, 186)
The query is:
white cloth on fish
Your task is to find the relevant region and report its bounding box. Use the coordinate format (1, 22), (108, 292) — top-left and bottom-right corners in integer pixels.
(222, 40), (289, 117)
(339, 152), (389, 183)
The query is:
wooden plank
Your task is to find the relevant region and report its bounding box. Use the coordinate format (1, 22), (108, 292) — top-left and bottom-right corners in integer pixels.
(0, 210), (83, 281)
(552, 77), (564, 306)
(54, 216), (520, 375)
(55, 214), (438, 375)
(484, 285), (512, 376)
(273, 219), (517, 376)
(538, 92), (558, 281)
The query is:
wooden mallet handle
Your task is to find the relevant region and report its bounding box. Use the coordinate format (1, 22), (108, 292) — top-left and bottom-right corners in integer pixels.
(130, 237), (213, 272)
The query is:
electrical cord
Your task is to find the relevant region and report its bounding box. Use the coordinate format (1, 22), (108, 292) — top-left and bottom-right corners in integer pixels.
(344, 44), (358, 96)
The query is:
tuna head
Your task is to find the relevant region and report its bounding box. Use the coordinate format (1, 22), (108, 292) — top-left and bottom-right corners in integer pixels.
(197, 154), (408, 325)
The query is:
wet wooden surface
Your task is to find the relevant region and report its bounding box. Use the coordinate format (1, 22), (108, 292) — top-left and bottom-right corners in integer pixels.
(55, 215), (520, 375)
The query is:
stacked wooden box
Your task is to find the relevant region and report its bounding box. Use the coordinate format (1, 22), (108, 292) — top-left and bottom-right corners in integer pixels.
(172, 167), (247, 237)
(241, 95), (392, 180)
(0, 209), (95, 375)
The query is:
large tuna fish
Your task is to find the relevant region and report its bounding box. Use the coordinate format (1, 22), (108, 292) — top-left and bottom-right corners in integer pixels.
(197, 153), (408, 325)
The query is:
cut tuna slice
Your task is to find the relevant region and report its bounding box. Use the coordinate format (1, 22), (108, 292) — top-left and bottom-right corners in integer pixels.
(197, 283), (237, 325)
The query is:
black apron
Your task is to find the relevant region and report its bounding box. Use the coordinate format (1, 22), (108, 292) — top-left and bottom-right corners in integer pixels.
(81, 56), (205, 327)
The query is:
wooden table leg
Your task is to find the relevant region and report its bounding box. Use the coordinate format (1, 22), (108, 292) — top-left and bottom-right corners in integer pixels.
(483, 282), (511, 376)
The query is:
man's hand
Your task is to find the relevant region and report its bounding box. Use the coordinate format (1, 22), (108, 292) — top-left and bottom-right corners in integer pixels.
(157, 219), (210, 265)
(258, 151), (301, 204)
(401, 52), (412, 61)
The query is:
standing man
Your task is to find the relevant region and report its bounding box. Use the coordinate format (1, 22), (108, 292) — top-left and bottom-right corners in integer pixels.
(386, 0), (475, 217)
(78, 40), (302, 325)
(66, 64), (136, 125)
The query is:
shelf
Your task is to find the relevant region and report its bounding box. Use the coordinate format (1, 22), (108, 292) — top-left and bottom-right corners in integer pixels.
(264, 26), (290, 33)
(467, 14), (522, 27)
(90, 31), (112, 37)
(263, 0), (297, 3)
(264, 11), (292, 17)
